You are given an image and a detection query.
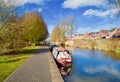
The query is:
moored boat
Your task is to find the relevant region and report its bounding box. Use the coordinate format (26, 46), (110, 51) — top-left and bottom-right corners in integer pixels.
(52, 46), (72, 66)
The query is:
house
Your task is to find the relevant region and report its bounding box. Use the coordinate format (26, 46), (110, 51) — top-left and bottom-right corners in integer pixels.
(71, 27), (120, 39)
(87, 32), (99, 39)
(79, 34), (84, 39)
(110, 28), (120, 38)
(112, 28), (120, 36)
(83, 32), (89, 39)
(73, 34), (84, 40)
(98, 30), (109, 38)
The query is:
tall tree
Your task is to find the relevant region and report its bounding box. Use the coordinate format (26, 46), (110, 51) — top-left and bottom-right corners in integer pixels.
(50, 26), (64, 42)
(0, 0), (22, 50)
(19, 11), (48, 46)
(0, 22), (25, 49)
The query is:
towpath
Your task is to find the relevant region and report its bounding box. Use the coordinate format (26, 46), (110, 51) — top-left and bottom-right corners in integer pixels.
(4, 46), (64, 82)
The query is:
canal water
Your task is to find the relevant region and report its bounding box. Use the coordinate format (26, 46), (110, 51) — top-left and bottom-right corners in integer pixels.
(64, 49), (120, 82)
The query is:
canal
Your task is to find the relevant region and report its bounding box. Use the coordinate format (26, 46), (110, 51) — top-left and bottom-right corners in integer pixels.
(64, 49), (120, 82)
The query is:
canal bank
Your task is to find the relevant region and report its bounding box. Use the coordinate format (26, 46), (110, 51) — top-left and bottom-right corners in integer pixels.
(65, 39), (120, 53)
(4, 47), (63, 82)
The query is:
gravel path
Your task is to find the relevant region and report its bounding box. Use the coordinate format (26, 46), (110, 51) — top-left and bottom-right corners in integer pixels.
(3, 47), (60, 82)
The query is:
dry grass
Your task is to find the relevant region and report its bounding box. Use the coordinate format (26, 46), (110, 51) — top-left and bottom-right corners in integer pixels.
(74, 39), (120, 52)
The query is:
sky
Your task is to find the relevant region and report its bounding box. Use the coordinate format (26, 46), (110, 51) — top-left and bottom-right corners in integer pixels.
(7, 0), (120, 34)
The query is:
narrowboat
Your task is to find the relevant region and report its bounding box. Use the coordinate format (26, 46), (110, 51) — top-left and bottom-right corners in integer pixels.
(52, 47), (72, 66)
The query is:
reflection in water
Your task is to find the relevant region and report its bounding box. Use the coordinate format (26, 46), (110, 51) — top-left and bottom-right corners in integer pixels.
(54, 58), (72, 77)
(64, 49), (120, 82)
(104, 51), (120, 60)
(59, 65), (72, 77)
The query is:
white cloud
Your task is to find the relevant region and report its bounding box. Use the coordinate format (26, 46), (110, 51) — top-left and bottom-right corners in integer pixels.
(38, 8), (42, 12)
(83, 7), (120, 18)
(62, 0), (108, 9)
(84, 65), (120, 78)
(4, 0), (44, 6)
(70, 74), (107, 82)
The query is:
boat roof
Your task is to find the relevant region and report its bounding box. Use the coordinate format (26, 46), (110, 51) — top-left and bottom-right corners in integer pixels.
(54, 47), (68, 52)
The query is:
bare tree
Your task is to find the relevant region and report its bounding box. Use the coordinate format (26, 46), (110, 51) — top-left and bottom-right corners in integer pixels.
(59, 18), (68, 37)
(0, 0), (17, 23)
(59, 16), (75, 38)
(67, 16), (75, 38)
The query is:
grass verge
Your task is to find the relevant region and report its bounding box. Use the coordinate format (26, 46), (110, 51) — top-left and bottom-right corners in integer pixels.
(0, 46), (40, 82)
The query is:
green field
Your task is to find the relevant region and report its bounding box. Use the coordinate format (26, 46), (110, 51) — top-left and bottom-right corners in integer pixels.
(0, 46), (40, 82)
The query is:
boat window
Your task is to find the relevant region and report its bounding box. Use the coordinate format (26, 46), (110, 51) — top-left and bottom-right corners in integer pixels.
(56, 51), (59, 58)
(66, 51), (70, 55)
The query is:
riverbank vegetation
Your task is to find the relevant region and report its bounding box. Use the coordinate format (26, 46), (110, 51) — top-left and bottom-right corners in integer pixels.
(0, 11), (48, 54)
(74, 39), (120, 52)
(0, 1), (48, 55)
(50, 16), (75, 44)
(0, 46), (40, 82)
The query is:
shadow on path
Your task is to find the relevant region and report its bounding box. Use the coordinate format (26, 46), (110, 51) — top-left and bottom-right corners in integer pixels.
(34, 47), (50, 55)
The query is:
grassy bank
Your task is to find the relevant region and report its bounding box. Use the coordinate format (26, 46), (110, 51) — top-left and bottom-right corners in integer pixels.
(0, 46), (40, 82)
(74, 39), (120, 52)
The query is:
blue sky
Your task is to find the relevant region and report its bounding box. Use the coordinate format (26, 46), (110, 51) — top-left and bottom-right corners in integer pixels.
(11, 0), (120, 34)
